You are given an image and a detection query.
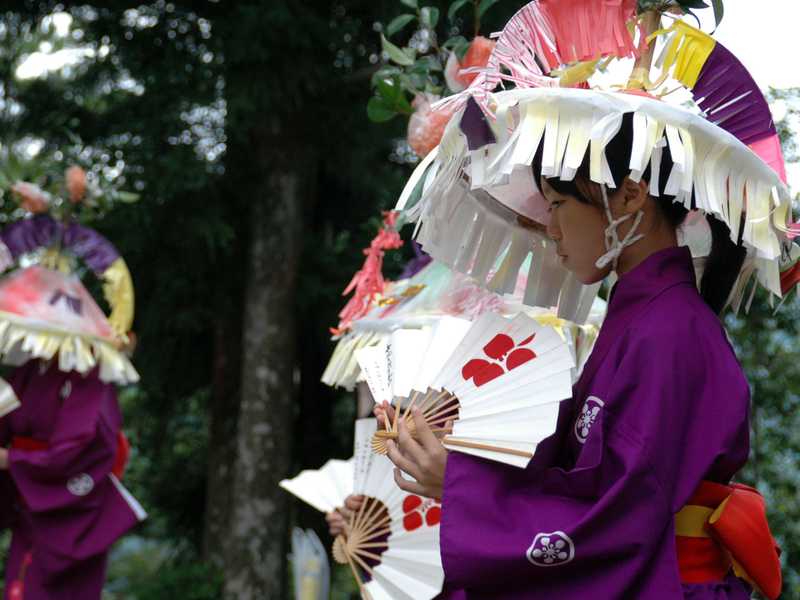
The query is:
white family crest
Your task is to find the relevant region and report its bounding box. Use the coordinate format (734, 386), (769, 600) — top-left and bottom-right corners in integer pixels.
(574, 396), (604, 444)
(67, 473), (94, 496)
(526, 531), (575, 567)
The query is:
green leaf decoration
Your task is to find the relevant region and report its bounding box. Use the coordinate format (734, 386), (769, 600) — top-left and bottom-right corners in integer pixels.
(443, 35), (470, 60)
(381, 34), (414, 66)
(478, 0), (500, 19)
(386, 14), (416, 38)
(115, 191), (140, 203)
(447, 0), (471, 22)
(711, 0), (724, 26)
(375, 76), (403, 103)
(420, 6), (440, 29)
(400, 0), (419, 9)
(411, 55), (443, 73)
(367, 96), (398, 122)
(370, 66), (403, 88)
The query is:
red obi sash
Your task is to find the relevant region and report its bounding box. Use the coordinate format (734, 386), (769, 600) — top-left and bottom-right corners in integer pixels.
(675, 480), (782, 599)
(11, 431), (130, 479)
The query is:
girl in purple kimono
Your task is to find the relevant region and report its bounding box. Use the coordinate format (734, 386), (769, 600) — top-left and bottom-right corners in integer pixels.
(384, 114), (782, 599)
(0, 360), (145, 599)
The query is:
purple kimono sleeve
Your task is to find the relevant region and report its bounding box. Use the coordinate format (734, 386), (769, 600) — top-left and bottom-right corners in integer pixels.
(440, 316), (749, 597)
(8, 374), (117, 513)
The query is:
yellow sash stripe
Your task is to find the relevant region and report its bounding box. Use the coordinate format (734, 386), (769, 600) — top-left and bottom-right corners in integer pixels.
(674, 505), (714, 538)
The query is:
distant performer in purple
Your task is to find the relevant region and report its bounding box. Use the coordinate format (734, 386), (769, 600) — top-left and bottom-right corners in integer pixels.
(0, 191), (144, 599)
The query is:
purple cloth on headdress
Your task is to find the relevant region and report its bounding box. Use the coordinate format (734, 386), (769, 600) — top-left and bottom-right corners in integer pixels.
(459, 97), (496, 151)
(0, 215), (120, 274)
(399, 242), (433, 280)
(692, 43), (776, 146)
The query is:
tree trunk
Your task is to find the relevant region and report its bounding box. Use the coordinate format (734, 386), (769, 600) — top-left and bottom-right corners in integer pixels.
(203, 314), (241, 569)
(222, 124), (309, 598)
(214, 3), (328, 596)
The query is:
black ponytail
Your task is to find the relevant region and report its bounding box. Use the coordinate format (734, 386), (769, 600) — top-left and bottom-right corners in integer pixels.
(700, 215), (747, 314)
(532, 112), (746, 314)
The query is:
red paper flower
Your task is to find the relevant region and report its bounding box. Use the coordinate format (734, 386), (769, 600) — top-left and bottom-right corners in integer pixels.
(444, 36), (496, 92)
(11, 182), (49, 214)
(407, 94), (456, 159)
(65, 165), (87, 203)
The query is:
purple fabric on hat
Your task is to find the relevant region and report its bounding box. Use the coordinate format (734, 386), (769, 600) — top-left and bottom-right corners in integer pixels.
(692, 43), (777, 145)
(0, 361), (144, 599)
(0, 216), (59, 258)
(63, 221), (120, 273)
(459, 97), (496, 151)
(439, 247), (754, 598)
(0, 216), (120, 274)
(399, 241), (433, 279)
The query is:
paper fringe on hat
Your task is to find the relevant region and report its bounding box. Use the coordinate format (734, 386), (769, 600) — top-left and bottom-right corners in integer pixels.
(322, 261), (450, 390)
(0, 377), (20, 419)
(0, 215), (135, 338)
(0, 215), (138, 384)
(438, 0), (640, 114)
(357, 312), (574, 468)
(400, 86), (791, 311)
(322, 258), (602, 390)
(0, 266), (139, 385)
(281, 419), (445, 600)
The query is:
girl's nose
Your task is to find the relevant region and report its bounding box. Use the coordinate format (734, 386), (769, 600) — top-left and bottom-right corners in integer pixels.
(546, 213), (561, 241)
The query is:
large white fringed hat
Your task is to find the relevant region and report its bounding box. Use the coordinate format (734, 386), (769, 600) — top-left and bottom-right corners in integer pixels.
(395, 0), (794, 317)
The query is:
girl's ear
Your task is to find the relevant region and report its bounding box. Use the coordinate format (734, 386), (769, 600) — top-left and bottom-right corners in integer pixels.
(621, 177), (648, 214)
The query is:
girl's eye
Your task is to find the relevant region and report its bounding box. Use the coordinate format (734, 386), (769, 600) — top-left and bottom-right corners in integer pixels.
(547, 201), (561, 213)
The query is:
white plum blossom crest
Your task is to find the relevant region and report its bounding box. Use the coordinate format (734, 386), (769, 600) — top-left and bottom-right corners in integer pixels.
(574, 395), (604, 444)
(527, 531), (575, 567)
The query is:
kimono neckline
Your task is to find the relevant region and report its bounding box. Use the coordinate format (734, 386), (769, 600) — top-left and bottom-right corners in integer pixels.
(575, 246), (697, 396)
(610, 246), (696, 311)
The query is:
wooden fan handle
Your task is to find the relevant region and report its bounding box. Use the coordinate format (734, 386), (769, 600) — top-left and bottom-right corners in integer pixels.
(374, 427), (450, 441)
(443, 436), (533, 459)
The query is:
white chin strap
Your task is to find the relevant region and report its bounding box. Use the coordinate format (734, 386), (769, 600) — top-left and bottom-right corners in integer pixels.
(595, 185), (645, 271)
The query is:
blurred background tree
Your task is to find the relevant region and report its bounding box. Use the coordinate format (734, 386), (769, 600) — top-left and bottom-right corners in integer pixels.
(0, 2), (795, 599)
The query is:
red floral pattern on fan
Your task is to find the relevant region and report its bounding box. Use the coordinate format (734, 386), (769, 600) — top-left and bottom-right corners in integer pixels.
(402, 494), (442, 531)
(461, 332), (537, 386)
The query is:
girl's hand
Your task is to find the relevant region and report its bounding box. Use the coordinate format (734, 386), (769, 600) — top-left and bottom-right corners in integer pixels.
(0, 448), (8, 470)
(373, 401), (395, 429)
(385, 407), (451, 500)
(325, 494), (365, 536)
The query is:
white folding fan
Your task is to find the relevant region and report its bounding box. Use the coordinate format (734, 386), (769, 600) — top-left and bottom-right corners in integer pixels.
(280, 419), (445, 600)
(356, 312), (574, 468)
(279, 457), (354, 514)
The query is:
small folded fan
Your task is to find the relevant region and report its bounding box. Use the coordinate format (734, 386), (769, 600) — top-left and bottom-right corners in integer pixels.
(356, 312), (574, 468)
(280, 419), (445, 600)
(279, 458), (354, 514)
(290, 528), (330, 600)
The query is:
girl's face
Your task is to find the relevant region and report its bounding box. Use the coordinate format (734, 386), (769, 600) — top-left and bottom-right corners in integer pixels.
(541, 177), (614, 284)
